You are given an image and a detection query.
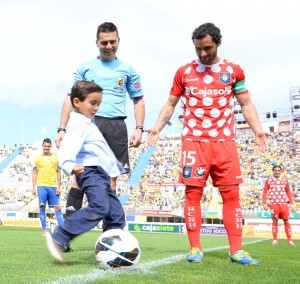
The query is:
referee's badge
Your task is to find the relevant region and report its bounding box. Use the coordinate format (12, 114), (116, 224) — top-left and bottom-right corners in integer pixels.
(116, 77), (124, 88)
(183, 166), (192, 178)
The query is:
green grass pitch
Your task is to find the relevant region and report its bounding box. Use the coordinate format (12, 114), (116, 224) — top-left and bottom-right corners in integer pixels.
(0, 226), (299, 284)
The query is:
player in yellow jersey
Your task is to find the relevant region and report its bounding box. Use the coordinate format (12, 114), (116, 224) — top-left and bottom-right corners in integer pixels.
(32, 138), (64, 236)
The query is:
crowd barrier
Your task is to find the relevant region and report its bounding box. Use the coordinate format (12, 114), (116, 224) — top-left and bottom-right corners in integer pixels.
(1, 217), (299, 239)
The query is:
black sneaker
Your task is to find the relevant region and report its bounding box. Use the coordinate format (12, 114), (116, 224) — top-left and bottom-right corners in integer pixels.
(64, 243), (73, 252)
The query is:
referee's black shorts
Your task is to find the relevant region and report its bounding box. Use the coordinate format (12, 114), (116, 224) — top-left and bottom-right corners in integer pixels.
(94, 116), (130, 172)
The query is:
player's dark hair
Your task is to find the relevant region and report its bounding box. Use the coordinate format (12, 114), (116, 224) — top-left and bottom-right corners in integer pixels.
(96, 22), (118, 39)
(70, 81), (103, 107)
(43, 138), (51, 144)
(272, 165), (283, 171)
(192, 23), (222, 44)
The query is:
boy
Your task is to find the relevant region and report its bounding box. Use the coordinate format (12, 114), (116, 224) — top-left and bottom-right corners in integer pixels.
(46, 80), (126, 262)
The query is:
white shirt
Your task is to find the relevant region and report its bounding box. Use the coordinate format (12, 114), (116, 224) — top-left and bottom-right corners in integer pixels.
(59, 112), (125, 177)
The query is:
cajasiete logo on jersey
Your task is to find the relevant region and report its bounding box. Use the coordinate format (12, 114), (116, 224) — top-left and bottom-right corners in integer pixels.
(183, 166), (192, 178)
(116, 77), (125, 88)
(196, 167), (205, 176)
(219, 72), (231, 84)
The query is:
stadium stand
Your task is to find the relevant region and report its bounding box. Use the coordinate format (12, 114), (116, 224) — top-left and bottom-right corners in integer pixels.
(126, 145), (156, 187)
(0, 132), (299, 219)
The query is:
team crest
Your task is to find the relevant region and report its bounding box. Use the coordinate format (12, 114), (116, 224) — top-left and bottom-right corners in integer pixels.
(183, 166), (192, 178)
(116, 77), (125, 88)
(196, 167), (205, 176)
(220, 72), (230, 84)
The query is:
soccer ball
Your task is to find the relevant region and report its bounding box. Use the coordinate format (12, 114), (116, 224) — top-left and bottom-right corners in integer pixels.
(95, 229), (141, 270)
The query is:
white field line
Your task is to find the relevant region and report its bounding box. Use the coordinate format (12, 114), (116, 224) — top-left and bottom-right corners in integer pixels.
(41, 238), (268, 284)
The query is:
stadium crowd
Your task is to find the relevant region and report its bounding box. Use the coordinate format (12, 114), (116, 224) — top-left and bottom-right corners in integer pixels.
(0, 130), (299, 213)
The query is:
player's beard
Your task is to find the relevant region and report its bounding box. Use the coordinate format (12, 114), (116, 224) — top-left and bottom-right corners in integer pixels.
(199, 52), (218, 65)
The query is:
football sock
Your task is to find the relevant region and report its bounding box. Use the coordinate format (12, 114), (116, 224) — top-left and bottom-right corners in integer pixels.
(184, 186), (203, 249)
(65, 187), (84, 218)
(272, 223), (278, 240)
(55, 210), (64, 226)
(220, 186), (243, 254)
(284, 223), (292, 241)
(39, 209), (47, 230)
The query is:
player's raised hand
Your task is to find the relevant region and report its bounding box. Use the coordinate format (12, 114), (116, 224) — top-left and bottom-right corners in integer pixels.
(255, 131), (271, 152)
(144, 128), (160, 146)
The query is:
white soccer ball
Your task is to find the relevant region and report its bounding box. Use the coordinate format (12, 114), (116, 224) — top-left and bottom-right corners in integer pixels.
(95, 229), (141, 270)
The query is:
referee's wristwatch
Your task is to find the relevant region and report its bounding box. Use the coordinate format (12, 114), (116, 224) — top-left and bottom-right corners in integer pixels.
(57, 127), (66, 133)
(135, 125), (144, 132)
